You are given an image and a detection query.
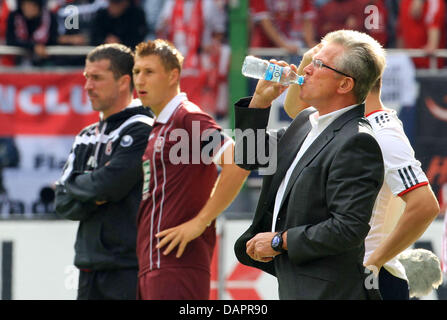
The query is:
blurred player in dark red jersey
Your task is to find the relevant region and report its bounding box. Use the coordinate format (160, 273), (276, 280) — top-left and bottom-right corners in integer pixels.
(133, 39), (249, 300)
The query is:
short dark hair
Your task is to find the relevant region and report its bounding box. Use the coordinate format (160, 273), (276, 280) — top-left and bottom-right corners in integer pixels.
(134, 39), (184, 73)
(86, 43), (134, 92)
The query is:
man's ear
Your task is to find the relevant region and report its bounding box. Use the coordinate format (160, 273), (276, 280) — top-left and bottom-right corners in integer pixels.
(169, 68), (180, 85)
(337, 77), (355, 95)
(119, 74), (132, 92)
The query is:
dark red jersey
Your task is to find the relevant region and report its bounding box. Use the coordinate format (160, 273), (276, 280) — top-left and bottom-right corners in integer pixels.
(137, 93), (229, 277)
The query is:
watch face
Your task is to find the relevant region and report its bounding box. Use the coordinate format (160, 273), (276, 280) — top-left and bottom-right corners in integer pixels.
(272, 236), (280, 247)
(272, 233), (284, 253)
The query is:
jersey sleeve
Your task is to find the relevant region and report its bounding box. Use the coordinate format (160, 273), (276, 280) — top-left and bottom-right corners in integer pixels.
(302, 0), (316, 20)
(425, 0), (445, 29)
(250, 0), (270, 22)
(370, 114), (429, 197)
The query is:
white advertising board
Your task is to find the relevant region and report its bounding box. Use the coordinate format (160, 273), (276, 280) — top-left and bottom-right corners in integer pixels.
(0, 218), (444, 300)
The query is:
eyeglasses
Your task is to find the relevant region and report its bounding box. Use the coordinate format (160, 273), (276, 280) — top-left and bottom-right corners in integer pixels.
(312, 59), (356, 82)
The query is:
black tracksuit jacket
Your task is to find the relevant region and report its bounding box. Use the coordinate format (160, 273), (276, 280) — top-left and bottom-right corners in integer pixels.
(55, 104), (153, 270)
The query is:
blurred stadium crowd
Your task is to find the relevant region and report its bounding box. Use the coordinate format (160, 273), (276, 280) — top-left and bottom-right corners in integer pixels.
(0, 0), (445, 68)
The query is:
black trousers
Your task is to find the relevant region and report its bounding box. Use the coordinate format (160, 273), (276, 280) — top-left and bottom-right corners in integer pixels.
(378, 267), (410, 300)
(77, 268), (138, 300)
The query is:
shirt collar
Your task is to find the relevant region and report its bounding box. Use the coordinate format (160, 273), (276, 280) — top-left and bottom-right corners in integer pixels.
(155, 92), (188, 124)
(309, 104), (359, 133)
(127, 98), (143, 108)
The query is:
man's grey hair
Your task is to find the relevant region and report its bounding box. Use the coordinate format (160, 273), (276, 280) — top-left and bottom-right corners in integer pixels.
(322, 30), (386, 104)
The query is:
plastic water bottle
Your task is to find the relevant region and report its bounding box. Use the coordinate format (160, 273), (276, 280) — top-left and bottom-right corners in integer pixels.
(241, 56), (304, 85)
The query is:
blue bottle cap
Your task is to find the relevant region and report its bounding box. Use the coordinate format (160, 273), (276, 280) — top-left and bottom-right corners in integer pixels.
(297, 76), (305, 85)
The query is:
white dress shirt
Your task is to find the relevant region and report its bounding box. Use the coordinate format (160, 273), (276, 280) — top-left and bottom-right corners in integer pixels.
(271, 104), (359, 232)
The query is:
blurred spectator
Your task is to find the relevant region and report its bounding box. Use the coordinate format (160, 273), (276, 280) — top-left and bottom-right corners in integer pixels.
(54, 0), (107, 65)
(316, 0), (368, 41)
(90, 0), (148, 49)
(142, 0), (164, 40)
(363, 0), (388, 47)
(383, 0), (400, 48)
(397, 0), (446, 69)
(0, 0), (15, 66)
(314, 0), (330, 7)
(156, 0), (230, 117)
(32, 186), (55, 214)
(6, 0), (59, 66)
(0, 137), (20, 194)
(0, 137), (21, 215)
(199, 31), (231, 118)
(156, 0), (226, 70)
(0, 0), (9, 43)
(249, 0), (317, 54)
(318, 0), (398, 48)
(57, 0), (107, 46)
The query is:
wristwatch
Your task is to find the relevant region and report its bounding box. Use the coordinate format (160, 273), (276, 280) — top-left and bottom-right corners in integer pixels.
(271, 231), (286, 253)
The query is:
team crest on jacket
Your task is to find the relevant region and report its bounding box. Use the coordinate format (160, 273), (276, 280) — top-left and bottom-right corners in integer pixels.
(120, 135), (133, 147)
(105, 140), (113, 155)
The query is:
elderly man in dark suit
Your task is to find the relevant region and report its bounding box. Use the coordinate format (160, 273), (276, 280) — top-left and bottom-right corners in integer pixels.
(234, 30), (386, 299)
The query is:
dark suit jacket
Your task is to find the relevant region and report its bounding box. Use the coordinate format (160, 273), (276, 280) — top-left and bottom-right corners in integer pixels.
(233, 97), (384, 300)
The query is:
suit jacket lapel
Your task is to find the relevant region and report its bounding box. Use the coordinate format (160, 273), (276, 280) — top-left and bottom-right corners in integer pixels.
(264, 108), (315, 207)
(279, 104), (365, 210)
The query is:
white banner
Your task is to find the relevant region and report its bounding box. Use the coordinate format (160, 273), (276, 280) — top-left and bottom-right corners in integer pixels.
(1, 136), (74, 216)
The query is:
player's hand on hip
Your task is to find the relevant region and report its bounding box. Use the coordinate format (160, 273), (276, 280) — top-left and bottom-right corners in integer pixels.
(155, 217), (209, 258)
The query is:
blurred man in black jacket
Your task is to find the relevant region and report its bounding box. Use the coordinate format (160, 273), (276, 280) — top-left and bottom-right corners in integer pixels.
(6, 0), (58, 66)
(90, 0), (148, 49)
(55, 43), (153, 300)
